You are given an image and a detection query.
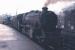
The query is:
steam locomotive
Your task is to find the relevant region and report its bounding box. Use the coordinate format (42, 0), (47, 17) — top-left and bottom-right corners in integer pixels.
(10, 7), (62, 50)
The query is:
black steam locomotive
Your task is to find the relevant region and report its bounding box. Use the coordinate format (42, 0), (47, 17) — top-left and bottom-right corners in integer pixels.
(10, 7), (62, 50)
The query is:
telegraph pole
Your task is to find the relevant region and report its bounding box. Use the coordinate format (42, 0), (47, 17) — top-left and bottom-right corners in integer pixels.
(16, 9), (18, 15)
(16, 9), (20, 30)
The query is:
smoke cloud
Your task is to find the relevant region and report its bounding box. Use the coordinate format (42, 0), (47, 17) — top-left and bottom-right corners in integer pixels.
(44, 0), (75, 7)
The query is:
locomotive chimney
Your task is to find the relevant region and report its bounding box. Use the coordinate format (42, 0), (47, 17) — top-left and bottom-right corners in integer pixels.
(42, 7), (48, 13)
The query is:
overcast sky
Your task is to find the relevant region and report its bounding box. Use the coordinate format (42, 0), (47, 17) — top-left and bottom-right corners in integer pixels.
(0, 0), (74, 15)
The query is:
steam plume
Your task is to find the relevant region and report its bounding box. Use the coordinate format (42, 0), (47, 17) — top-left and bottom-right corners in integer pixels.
(44, 0), (75, 7)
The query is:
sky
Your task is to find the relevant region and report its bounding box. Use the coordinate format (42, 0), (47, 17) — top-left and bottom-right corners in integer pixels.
(0, 0), (75, 15)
